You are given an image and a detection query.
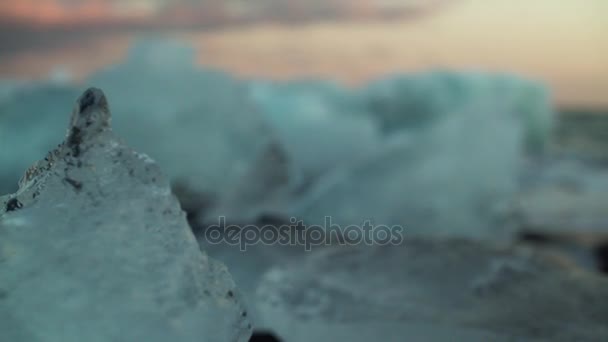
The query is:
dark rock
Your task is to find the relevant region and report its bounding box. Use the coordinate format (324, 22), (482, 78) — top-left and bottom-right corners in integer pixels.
(594, 243), (608, 275)
(249, 331), (283, 342)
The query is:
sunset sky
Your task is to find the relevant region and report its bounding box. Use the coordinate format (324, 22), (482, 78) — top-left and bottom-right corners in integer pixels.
(0, 0), (447, 25)
(0, 0), (606, 109)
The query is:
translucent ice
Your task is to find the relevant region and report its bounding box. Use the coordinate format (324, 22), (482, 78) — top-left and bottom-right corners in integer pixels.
(0, 88), (251, 341)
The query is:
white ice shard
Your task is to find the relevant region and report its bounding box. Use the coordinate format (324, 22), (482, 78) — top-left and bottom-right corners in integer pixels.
(0, 88), (251, 342)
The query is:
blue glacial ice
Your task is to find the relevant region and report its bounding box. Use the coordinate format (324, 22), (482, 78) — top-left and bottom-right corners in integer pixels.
(0, 40), (555, 237)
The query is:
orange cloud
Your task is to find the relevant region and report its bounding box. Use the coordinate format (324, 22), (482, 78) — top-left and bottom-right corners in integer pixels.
(0, 0), (149, 26)
(0, 0), (449, 28)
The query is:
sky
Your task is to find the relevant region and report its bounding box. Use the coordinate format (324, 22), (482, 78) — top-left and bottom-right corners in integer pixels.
(0, 0), (606, 109)
(0, 0), (446, 25)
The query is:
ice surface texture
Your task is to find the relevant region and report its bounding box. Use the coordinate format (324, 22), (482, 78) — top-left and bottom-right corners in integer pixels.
(0, 88), (251, 342)
(255, 239), (608, 342)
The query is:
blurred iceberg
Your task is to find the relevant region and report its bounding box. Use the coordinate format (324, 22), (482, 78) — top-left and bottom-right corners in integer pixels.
(0, 40), (556, 237)
(294, 89), (525, 237)
(0, 80), (28, 103)
(248, 72), (553, 237)
(360, 72), (553, 154)
(249, 80), (381, 181)
(0, 85), (81, 194)
(88, 40), (276, 197)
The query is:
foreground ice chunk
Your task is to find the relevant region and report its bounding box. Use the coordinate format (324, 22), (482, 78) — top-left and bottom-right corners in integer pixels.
(0, 89), (251, 342)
